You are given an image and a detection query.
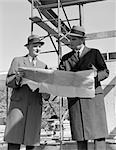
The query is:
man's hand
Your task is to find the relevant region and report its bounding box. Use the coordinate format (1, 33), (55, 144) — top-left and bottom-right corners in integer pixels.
(15, 71), (24, 85)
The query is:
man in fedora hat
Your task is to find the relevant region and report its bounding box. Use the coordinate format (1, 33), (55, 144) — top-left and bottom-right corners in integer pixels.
(59, 25), (109, 150)
(4, 35), (50, 150)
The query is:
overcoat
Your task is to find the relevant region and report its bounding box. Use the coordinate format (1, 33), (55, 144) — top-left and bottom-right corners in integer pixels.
(59, 46), (109, 141)
(4, 55), (47, 146)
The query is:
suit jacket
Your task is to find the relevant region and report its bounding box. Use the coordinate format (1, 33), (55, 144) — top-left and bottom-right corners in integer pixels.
(59, 46), (109, 140)
(4, 55), (47, 146)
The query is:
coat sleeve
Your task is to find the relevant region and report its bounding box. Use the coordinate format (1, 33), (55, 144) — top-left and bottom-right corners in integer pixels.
(95, 50), (109, 82)
(6, 57), (21, 88)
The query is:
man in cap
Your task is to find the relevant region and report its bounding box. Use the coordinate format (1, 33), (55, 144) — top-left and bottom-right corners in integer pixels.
(59, 25), (109, 150)
(4, 35), (50, 150)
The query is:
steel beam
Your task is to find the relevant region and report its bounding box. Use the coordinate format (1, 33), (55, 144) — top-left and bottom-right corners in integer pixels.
(30, 16), (71, 47)
(33, 0), (106, 9)
(28, 0), (70, 34)
(86, 30), (116, 40)
(30, 17), (116, 45)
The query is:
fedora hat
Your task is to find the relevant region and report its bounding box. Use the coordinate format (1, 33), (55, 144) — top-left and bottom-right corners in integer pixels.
(24, 35), (44, 46)
(68, 25), (86, 38)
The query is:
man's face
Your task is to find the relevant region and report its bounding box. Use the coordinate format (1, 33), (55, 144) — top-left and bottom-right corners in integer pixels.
(28, 43), (42, 57)
(70, 36), (83, 51)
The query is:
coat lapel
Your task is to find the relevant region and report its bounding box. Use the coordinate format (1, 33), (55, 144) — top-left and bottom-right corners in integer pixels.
(69, 46), (91, 65)
(77, 46), (91, 67)
(80, 46), (91, 58)
(71, 51), (80, 63)
(23, 55), (46, 68)
(67, 51), (80, 71)
(23, 55), (32, 67)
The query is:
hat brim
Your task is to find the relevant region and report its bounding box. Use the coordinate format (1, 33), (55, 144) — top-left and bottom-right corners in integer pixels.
(68, 32), (86, 38)
(24, 41), (44, 47)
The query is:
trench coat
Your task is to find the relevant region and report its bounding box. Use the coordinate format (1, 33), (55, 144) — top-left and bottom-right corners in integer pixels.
(4, 55), (48, 146)
(59, 46), (109, 141)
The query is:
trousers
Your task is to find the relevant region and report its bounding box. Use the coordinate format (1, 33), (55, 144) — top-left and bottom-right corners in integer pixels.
(8, 143), (36, 150)
(77, 138), (106, 150)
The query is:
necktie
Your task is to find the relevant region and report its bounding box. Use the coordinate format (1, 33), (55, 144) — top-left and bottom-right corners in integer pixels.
(75, 51), (80, 60)
(32, 57), (36, 66)
(77, 51), (80, 59)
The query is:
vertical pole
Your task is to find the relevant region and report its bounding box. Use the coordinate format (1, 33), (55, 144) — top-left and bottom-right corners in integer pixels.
(31, 0), (34, 35)
(79, 4), (84, 26)
(58, 0), (62, 64)
(57, 0), (63, 149)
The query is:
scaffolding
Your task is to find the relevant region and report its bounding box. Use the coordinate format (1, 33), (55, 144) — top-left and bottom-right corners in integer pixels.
(26, 0), (116, 149)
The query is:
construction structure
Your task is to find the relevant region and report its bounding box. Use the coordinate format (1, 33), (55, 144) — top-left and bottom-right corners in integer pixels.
(26, 0), (116, 149)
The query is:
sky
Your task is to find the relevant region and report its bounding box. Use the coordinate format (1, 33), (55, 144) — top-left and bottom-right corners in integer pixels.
(0, 0), (116, 72)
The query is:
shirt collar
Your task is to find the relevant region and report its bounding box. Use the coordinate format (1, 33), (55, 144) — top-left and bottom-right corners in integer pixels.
(28, 54), (37, 63)
(79, 44), (85, 55)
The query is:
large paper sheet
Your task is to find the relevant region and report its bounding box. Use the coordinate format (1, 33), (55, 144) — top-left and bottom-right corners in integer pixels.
(19, 67), (95, 98)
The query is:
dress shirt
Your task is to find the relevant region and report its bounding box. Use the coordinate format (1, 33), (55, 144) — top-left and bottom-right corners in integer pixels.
(28, 55), (37, 66)
(74, 44), (84, 59)
(77, 44), (85, 57)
